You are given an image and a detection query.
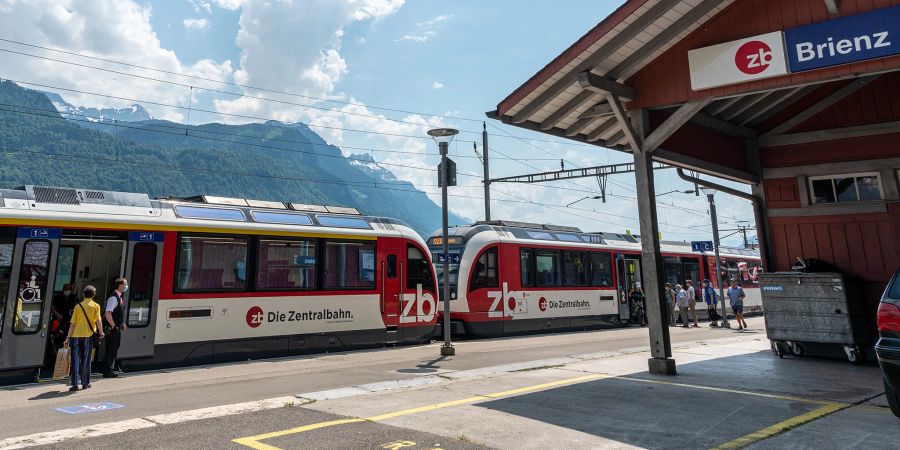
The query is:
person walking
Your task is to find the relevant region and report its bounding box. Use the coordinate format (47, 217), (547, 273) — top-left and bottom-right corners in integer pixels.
(664, 282), (676, 326)
(64, 285), (104, 391)
(675, 284), (691, 328)
(727, 279), (748, 331)
(101, 278), (128, 378)
(686, 280), (700, 328)
(702, 279), (719, 323)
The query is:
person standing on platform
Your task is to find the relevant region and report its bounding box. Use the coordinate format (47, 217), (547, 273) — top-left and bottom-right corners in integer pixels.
(686, 280), (700, 328)
(703, 279), (719, 323)
(675, 284), (691, 329)
(64, 285), (104, 391)
(664, 283), (676, 326)
(727, 279), (748, 331)
(101, 278), (128, 378)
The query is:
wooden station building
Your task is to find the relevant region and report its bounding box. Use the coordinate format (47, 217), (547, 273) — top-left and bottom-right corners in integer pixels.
(489, 0), (900, 373)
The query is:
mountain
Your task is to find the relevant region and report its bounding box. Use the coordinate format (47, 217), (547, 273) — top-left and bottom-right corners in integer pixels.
(0, 81), (468, 237)
(41, 91), (153, 124)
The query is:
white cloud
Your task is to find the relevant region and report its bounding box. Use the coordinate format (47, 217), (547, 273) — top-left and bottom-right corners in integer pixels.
(188, 0), (212, 14)
(396, 13), (452, 43)
(183, 17), (210, 31)
(431, 81), (444, 89)
(0, 0), (233, 121)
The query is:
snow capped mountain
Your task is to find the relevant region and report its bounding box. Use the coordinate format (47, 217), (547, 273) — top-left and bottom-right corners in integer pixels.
(42, 91), (153, 124)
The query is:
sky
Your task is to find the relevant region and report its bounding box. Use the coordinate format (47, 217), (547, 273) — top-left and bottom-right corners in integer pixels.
(0, 0), (755, 245)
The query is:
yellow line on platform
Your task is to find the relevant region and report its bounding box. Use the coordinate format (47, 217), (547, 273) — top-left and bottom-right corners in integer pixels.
(232, 373), (607, 449)
(712, 402), (849, 450)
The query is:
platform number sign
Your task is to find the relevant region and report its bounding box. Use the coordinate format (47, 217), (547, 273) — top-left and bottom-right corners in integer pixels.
(437, 253), (461, 264)
(691, 241), (714, 252)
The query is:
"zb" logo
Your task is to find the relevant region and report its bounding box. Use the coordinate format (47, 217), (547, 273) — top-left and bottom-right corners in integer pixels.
(735, 40), (773, 75)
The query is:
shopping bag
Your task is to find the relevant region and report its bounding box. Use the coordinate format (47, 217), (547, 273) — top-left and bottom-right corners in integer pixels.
(52, 348), (71, 380)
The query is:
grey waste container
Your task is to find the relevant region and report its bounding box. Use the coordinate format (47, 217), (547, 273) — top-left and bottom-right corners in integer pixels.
(759, 272), (869, 363)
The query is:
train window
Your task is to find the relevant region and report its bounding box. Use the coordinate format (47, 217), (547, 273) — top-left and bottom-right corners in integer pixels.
(387, 254), (397, 279)
(590, 252), (612, 287)
(535, 250), (561, 287)
(13, 240), (51, 334)
(406, 245), (435, 292)
(251, 211), (313, 226)
(175, 236), (248, 291)
(664, 261), (682, 285)
(175, 205), (246, 221)
(526, 231), (555, 241)
(470, 247), (498, 291)
(683, 260), (701, 285)
(317, 215), (371, 229)
(0, 228), (16, 336)
(256, 238), (317, 290)
(520, 248), (534, 287)
(127, 243), (157, 327)
(555, 233), (580, 242)
(563, 251), (588, 286)
(53, 246), (76, 292)
(324, 241), (376, 289)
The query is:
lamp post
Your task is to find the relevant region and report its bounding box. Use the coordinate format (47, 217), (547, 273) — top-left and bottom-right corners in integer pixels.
(428, 127), (459, 356)
(701, 187), (729, 328)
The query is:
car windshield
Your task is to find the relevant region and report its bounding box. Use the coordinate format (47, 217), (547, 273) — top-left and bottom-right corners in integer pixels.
(889, 271), (900, 299)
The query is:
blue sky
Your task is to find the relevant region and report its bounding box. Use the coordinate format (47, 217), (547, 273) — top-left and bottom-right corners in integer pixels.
(0, 0), (754, 245)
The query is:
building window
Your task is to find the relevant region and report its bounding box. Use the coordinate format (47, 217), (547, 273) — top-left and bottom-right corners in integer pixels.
(809, 173), (883, 204)
(256, 238), (317, 290)
(176, 236), (248, 291)
(323, 241), (375, 289)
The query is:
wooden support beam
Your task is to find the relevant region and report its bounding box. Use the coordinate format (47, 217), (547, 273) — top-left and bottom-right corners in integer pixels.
(763, 75), (879, 137)
(564, 116), (598, 136)
(578, 103), (613, 119)
(759, 120), (900, 147)
(605, 93), (641, 151)
(690, 112), (758, 138)
(539, 91), (597, 130)
(653, 148), (759, 184)
(721, 91), (772, 121)
(581, 72), (635, 101)
(585, 118), (618, 142)
(642, 99), (712, 153)
(706, 97), (742, 116)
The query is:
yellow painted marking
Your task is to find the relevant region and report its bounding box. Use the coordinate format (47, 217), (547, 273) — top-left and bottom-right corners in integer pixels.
(0, 218), (377, 240)
(712, 402), (849, 450)
(232, 373), (607, 449)
(382, 441), (416, 450)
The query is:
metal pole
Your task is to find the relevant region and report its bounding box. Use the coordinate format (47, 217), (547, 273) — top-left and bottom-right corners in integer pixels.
(440, 141), (455, 356)
(482, 122), (491, 222)
(708, 193), (729, 328)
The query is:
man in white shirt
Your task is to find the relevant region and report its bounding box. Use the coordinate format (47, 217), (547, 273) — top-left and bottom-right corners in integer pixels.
(675, 284), (691, 329)
(100, 278), (128, 378)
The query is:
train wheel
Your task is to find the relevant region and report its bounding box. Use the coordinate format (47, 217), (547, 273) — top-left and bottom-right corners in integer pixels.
(788, 342), (804, 357)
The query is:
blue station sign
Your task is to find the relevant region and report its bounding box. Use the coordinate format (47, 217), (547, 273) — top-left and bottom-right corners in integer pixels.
(785, 6), (900, 72)
(691, 241), (714, 252)
(437, 253), (461, 264)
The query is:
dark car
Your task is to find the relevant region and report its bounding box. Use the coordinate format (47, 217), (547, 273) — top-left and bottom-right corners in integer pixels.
(876, 268), (900, 418)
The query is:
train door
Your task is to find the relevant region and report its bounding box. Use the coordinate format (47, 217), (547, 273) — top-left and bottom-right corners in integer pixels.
(381, 240), (403, 328)
(118, 232), (163, 359)
(616, 255), (641, 320)
(403, 244), (437, 338)
(0, 227), (60, 372)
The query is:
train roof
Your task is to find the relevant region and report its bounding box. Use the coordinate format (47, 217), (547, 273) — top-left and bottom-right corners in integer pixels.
(430, 220), (759, 259)
(0, 185), (417, 239)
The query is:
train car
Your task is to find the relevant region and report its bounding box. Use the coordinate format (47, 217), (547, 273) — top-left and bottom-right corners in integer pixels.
(0, 185), (437, 384)
(427, 220), (761, 337)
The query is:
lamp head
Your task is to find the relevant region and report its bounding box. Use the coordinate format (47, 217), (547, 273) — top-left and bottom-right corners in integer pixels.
(427, 128), (459, 145)
(700, 186), (717, 196)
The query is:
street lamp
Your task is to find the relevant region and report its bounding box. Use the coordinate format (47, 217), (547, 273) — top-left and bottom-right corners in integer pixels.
(428, 127), (459, 356)
(567, 195), (602, 207)
(701, 186), (729, 328)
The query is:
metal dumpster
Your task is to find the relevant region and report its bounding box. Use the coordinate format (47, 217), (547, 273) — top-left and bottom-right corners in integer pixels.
(759, 272), (869, 363)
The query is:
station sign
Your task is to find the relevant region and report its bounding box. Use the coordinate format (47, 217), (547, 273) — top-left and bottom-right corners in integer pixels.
(691, 241), (714, 252)
(688, 31), (788, 90)
(784, 6), (900, 72)
(437, 253), (461, 264)
(17, 228), (61, 239)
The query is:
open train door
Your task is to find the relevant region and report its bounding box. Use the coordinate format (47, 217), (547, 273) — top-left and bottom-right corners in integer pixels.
(616, 254), (641, 321)
(117, 232), (163, 359)
(0, 227), (60, 373)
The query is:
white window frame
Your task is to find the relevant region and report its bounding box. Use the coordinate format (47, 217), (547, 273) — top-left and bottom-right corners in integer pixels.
(808, 172), (884, 205)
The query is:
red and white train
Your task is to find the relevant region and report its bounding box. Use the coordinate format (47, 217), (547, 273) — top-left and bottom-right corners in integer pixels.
(0, 185), (437, 383)
(427, 220), (761, 337)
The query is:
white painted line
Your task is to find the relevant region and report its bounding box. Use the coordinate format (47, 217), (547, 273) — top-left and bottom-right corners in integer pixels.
(299, 386), (371, 401)
(356, 376), (444, 392)
(0, 418), (156, 450)
(440, 357), (581, 379)
(146, 396), (304, 425)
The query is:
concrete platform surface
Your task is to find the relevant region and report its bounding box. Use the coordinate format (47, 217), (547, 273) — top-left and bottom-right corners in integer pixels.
(0, 317), (896, 449)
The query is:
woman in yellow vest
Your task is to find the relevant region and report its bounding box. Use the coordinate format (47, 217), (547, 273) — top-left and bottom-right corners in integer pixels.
(64, 285), (104, 391)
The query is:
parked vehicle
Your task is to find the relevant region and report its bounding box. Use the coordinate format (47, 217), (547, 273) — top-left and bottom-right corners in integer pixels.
(876, 267), (900, 418)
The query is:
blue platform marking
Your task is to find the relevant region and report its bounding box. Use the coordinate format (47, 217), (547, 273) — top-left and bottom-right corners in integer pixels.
(54, 402), (125, 415)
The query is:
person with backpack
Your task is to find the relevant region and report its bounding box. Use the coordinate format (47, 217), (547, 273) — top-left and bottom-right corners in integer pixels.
(703, 279), (719, 323)
(727, 279), (748, 331)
